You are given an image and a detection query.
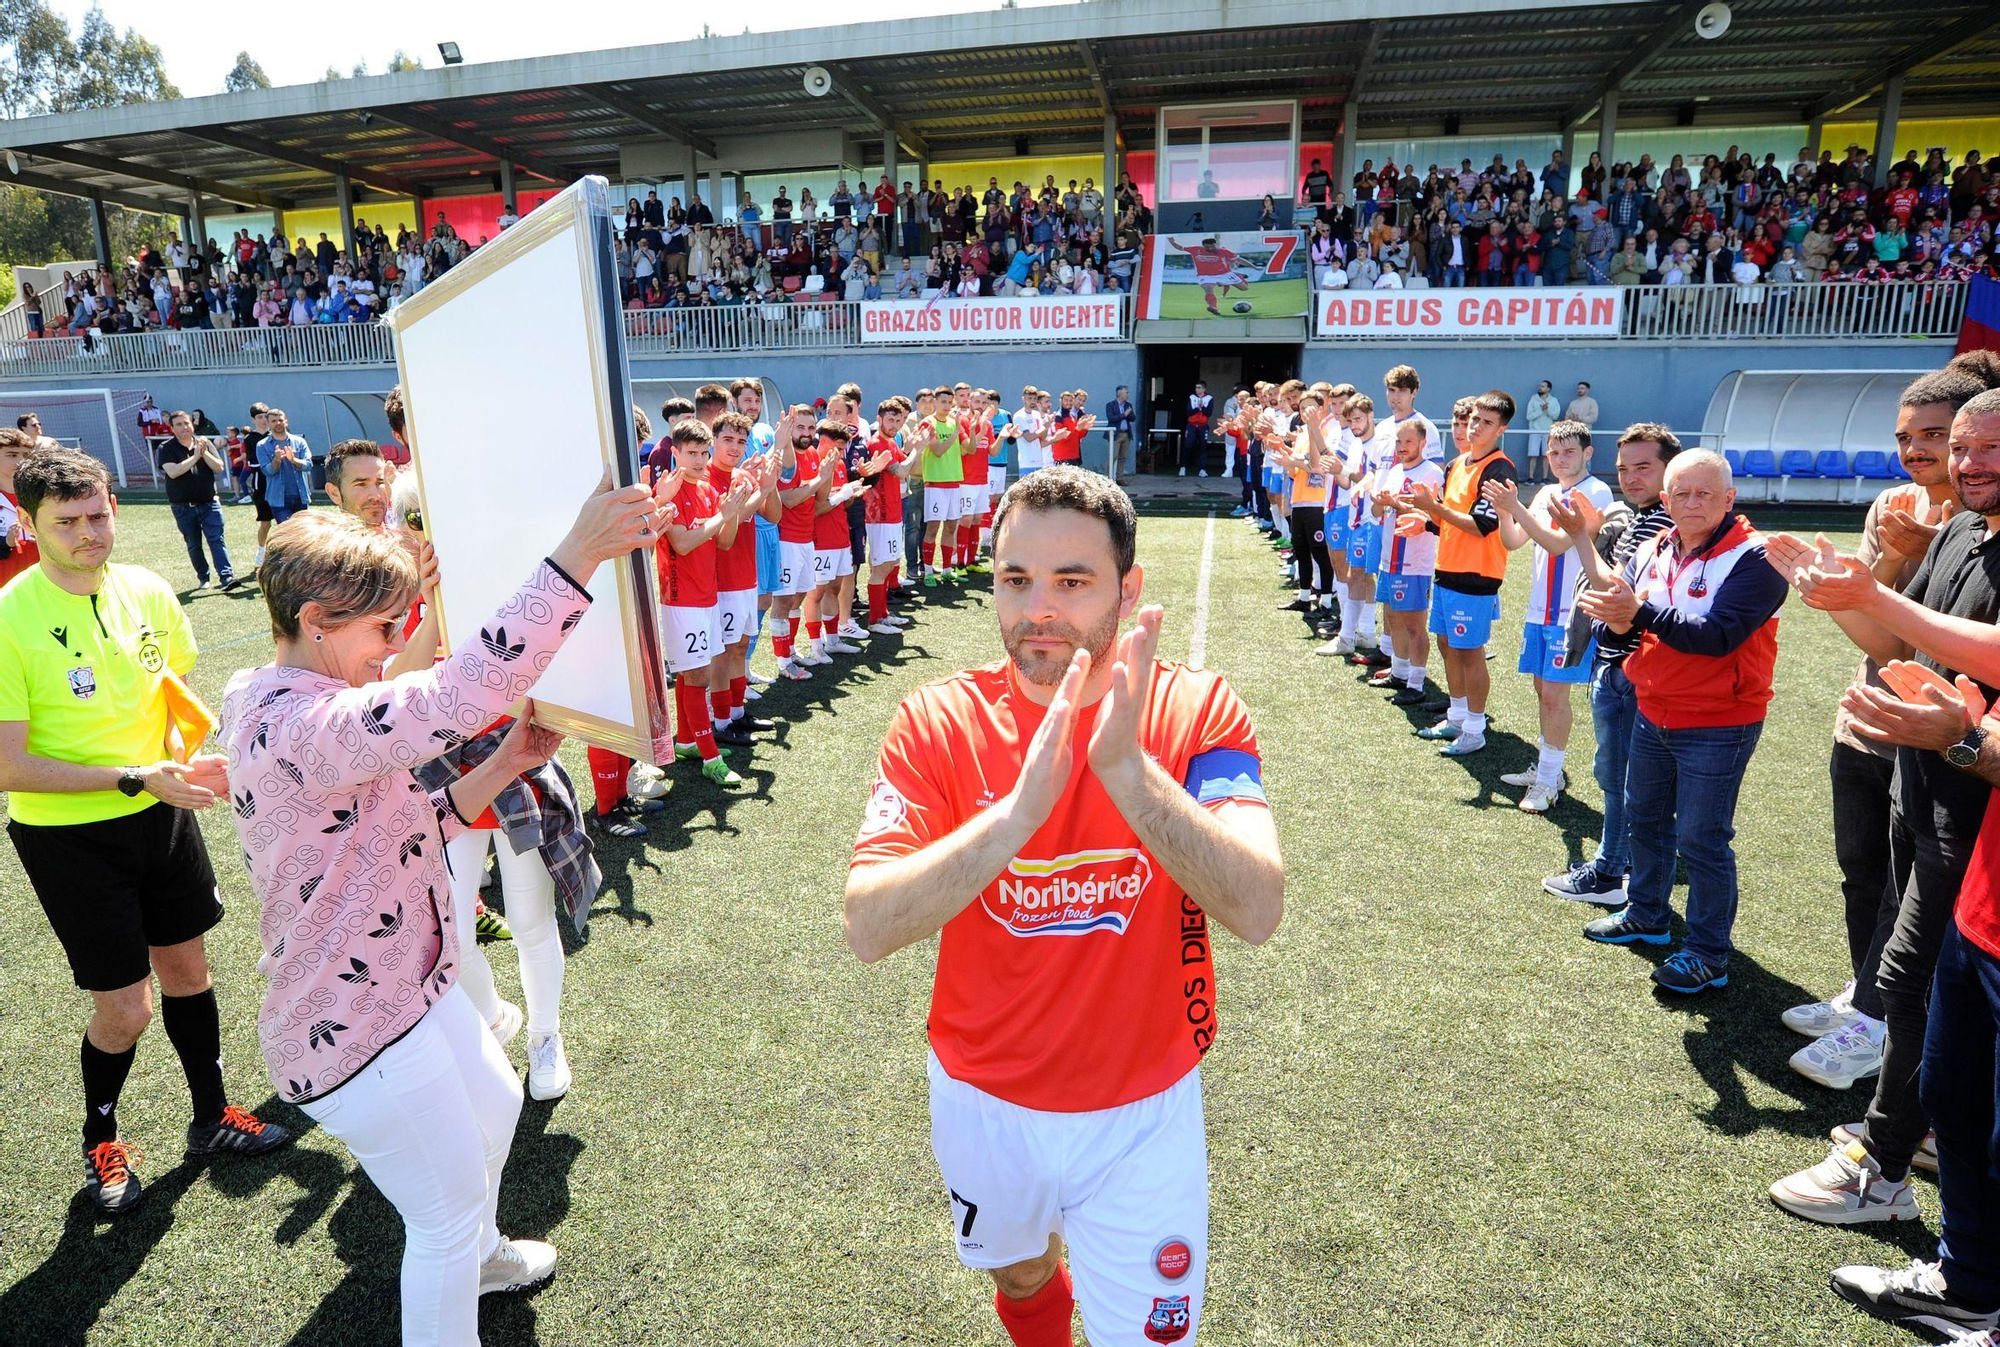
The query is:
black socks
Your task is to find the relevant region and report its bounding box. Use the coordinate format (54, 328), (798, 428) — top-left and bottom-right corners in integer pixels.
(81, 1034), (136, 1149)
(161, 989), (227, 1130)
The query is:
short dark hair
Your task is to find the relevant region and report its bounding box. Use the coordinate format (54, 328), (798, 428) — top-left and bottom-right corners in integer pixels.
(660, 396), (694, 419)
(814, 420), (854, 444)
(992, 465), (1137, 576)
(16, 447), (110, 523)
(1616, 423), (1683, 459)
(693, 383), (731, 413)
(1902, 351), (2000, 410)
(14, 412), (38, 429)
(670, 420), (713, 448)
(1473, 389), (1516, 423)
(383, 386), (405, 437)
(326, 438), (384, 488)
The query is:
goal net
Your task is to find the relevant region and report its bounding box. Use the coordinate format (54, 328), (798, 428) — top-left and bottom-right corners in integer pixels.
(0, 388), (158, 486)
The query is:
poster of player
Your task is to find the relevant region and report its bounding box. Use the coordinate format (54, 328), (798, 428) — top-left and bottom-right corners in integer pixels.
(1134, 230), (1310, 320)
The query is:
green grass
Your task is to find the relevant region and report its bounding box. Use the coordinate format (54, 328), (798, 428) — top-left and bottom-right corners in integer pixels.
(1156, 275), (1309, 320)
(0, 501), (1922, 1345)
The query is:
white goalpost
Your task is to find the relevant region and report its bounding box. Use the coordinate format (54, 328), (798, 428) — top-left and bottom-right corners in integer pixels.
(0, 387), (157, 486)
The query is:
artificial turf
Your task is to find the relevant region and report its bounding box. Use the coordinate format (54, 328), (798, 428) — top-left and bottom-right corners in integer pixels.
(0, 499), (1925, 1346)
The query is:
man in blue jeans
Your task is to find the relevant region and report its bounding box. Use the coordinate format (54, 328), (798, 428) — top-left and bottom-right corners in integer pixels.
(254, 407), (311, 524)
(1543, 424), (1679, 903)
(1574, 449), (1788, 994)
(157, 411), (239, 591)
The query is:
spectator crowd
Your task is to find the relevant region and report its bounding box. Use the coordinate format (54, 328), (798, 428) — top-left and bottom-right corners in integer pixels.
(1298, 142), (2000, 291)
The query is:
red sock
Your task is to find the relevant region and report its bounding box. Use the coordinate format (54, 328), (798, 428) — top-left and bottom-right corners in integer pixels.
(890, 564), (902, 589)
(804, 619), (823, 643)
(920, 541), (934, 568)
(961, 540), (976, 566)
(771, 617), (793, 660)
(710, 687), (732, 724)
(730, 676), (747, 715)
(677, 680), (719, 761)
(993, 1263), (1074, 1347)
(586, 747), (629, 816)
(868, 583), (887, 623)
(673, 676), (696, 746)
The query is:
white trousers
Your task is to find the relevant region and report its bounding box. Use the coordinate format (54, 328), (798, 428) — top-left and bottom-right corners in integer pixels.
(446, 828), (564, 1036)
(300, 985), (520, 1347)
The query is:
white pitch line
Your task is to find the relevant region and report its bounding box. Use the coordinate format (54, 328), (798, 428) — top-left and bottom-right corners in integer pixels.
(1188, 511), (1217, 670)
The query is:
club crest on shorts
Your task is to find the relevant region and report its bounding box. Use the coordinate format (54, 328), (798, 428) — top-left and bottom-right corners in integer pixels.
(1153, 1237), (1193, 1282)
(985, 848), (1153, 937)
(1453, 622), (1467, 637)
(1144, 1294), (1192, 1343)
(67, 664), (96, 699)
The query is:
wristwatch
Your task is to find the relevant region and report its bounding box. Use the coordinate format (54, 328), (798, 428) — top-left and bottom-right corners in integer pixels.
(117, 767), (146, 797)
(1946, 725), (1987, 769)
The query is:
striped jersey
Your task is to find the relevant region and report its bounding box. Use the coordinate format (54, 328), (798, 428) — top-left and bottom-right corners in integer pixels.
(1527, 476), (1616, 626)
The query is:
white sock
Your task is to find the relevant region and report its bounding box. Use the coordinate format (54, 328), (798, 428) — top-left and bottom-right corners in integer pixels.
(1276, 513), (1291, 540)
(1339, 596), (1358, 635)
(1357, 605), (1378, 639)
(1536, 744), (1567, 788)
(1379, 628), (1396, 660)
(1319, 592), (1335, 609)
(1405, 664), (1426, 691)
(1447, 696), (1467, 725)
(1297, 588), (1311, 602)
(1464, 711), (1488, 738)
(1335, 578), (1351, 606)
(1391, 657), (1409, 680)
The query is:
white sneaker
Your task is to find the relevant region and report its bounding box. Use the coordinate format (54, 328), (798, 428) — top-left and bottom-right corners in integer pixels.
(526, 1031), (570, 1101)
(1178, 467), (1187, 477)
(802, 648), (834, 666)
(479, 1237), (558, 1295)
(824, 638), (862, 655)
(746, 669), (773, 686)
(837, 622), (868, 640)
(743, 685), (762, 701)
(1197, 469), (1209, 478)
(254, 546), (266, 566)
(868, 621), (902, 636)
(1518, 784), (1559, 813)
(488, 999), (523, 1048)
(776, 658), (812, 681)
(1314, 637), (1356, 658)
(1769, 1142), (1918, 1225)
(1500, 768), (1569, 791)
(884, 613), (912, 626)
(1781, 980), (1858, 1037)
(625, 766), (667, 800)
(1790, 1019), (1884, 1090)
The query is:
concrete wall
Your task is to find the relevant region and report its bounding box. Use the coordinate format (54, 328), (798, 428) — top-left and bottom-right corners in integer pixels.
(1298, 339), (1955, 444)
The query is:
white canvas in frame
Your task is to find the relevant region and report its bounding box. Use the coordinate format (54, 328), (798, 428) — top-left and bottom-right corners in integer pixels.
(386, 176), (671, 762)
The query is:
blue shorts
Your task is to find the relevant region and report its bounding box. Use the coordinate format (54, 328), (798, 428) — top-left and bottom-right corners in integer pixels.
(1381, 572), (1432, 612)
(754, 518), (781, 595)
(1519, 620), (1594, 683)
(1323, 512), (1351, 554)
(1346, 519), (1382, 572)
(1428, 584), (1501, 649)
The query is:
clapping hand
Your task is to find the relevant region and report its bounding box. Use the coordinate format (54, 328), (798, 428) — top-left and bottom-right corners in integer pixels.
(1399, 479), (1442, 518)
(1767, 532), (1878, 610)
(1009, 651), (1085, 830)
(1480, 478), (1522, 516)
(1576, 574), (1642, 632)
(1879, 490), (1954, 559)
(1546, 495), (1591, 538)
(1842, 660), (1986, 751)
(1088, 606), (1162, 787)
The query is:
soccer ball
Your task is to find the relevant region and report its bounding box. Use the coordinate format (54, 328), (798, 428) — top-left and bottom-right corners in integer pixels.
(1231, 300), (1253, 314)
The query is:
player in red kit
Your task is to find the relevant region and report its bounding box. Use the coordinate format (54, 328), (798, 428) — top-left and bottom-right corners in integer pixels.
(808, 421), (874, 660)
(847, 467), (1284, 1347)
(954, 382), (992, 572)
(1166, 236), (1250, 316)
(769, 406), (834, 681)
(863, 397), (917, 635)
(705, 412), (783, 746)
(657, 419), (757, 787)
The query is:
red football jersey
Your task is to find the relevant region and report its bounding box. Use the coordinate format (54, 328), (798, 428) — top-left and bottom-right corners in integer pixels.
(658, 477), (721, 608)
(706, 463), (757, 593)
(779, 445), (821, 544)
(864, 434), (905, 525)
(960, 411), (992, 482)
(814, 447), (851, 549)
(852, 659), (1267, 1112)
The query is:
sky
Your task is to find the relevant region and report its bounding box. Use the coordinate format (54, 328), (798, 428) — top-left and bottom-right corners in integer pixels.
(51, 0), (1077, 97)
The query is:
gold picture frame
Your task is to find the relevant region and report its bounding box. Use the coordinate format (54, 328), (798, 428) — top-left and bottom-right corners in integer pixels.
(385, 176), (672, 763)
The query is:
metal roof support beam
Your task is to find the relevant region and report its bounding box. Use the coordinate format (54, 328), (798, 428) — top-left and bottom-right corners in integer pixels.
(187, 188), (207, 250)
(829, 66), (927, 164)
(499, 159), (516, 210)
(1561, 0), (1708, 130)
(18, 145), (287, 209)
(585, 85), (719, 159)
(370, 108), (573, 186)
(335, 170), (356, 257)
(1806, 11), (1999, 119)
(4, 167), (172, 215)
(1077, 40), (1114, 120)
(1597, 88), (1618, 170)
(186, 126), (421, 198)
(1347, 22), (1382, 106)
(1871, 75), (1904, 189)
(91, 196), (111, 267)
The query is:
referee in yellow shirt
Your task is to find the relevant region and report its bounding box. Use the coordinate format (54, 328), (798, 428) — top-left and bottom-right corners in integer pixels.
(0, 448), (290, 1216)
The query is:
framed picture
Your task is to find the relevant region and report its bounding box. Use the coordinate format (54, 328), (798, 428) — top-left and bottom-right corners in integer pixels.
(385, 175), (672, 763)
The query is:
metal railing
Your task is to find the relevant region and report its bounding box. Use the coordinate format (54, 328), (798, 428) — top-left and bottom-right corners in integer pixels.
(1310, 280), (1967, 341)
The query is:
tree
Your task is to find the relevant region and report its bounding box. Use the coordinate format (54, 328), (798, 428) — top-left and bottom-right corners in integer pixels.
(385, 49), (421, 73)
(350, 59), (368, 78)
(322, 65), (344, 81)
(62, 5), (178, 112)
(0, 185), (64, 264)
(225, 50), (271, 92)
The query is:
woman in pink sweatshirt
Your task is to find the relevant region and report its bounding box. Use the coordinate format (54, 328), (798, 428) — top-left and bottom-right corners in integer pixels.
(221, 478), (659, 1347)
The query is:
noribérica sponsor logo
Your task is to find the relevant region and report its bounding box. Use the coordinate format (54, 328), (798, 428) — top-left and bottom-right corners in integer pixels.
(983, 848), (1154, 937)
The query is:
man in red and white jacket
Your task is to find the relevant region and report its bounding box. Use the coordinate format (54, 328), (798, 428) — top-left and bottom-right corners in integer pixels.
(1575, 449), (1788, 995)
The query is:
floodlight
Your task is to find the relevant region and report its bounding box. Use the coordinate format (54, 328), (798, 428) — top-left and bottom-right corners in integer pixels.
(439, 42), (464, 65)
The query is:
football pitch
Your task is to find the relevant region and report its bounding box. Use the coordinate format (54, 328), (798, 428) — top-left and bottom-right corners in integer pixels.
(1155, 277), (1310, 321)
(0, 501), (1926, 1346)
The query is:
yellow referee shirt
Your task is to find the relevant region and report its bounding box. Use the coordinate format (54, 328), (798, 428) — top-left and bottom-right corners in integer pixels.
(0, 563), (196, 825)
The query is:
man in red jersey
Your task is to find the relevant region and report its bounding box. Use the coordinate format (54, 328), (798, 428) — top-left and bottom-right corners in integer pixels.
(953, 382), (992, 572)
(657, 419), (757, 787)
(846, 466), (1284, 1347)
(705, 412), (782, 746)
(807, 420), (874, 662)
(862, 397), (917, 635)
(769, 406), (833, 681)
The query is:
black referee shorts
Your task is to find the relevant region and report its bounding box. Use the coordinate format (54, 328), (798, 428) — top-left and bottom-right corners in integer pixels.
(9, 802), (224, 992)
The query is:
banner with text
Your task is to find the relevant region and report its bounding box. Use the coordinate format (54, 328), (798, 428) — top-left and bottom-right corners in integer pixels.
(1316, 287), (1625, 338)
(859, 296), (1125, 344)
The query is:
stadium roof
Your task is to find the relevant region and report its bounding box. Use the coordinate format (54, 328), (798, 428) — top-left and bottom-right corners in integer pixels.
(1, 0), (1995, 216)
